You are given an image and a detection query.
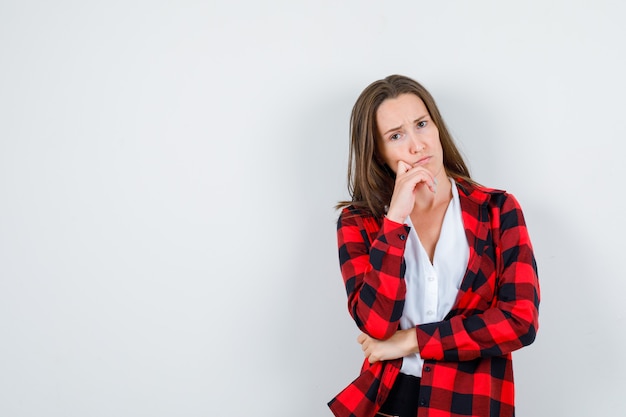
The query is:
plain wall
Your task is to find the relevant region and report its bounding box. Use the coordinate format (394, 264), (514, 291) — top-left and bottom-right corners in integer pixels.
(1, 1), (625, 416)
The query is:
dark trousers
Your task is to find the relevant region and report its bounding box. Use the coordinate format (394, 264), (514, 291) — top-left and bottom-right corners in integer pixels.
(376, 373), (421, 417)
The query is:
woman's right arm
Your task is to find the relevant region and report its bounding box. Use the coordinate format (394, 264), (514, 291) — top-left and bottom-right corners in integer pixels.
(337, 208), (410, 340)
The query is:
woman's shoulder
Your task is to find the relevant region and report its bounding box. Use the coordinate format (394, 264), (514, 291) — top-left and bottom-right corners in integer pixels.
(456, 178), (528, 220)
(338, 203), (377, 217)
(455, 177), (505, 195)
(337, 204), (383, 231)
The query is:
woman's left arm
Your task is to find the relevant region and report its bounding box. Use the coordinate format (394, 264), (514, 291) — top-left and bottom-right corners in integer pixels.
(416, 193), (540, 361)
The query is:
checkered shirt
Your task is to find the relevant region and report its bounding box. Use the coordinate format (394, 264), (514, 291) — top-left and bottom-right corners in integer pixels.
(328, 179), (540, 417)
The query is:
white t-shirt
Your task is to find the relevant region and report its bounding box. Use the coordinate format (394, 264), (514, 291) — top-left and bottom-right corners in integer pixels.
(400, 178), (470, 377)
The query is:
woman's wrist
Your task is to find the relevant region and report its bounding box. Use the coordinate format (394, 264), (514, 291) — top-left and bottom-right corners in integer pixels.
(401, 328), (420, 355)
(384, 211), (405, 224)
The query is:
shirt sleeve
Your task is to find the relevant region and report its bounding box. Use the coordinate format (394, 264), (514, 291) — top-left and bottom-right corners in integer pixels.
(416, 193), (540, 361)
(337, 208), (411, 340)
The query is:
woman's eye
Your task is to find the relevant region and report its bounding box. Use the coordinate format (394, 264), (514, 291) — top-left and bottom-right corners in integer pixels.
(390, 133), (401, 141)
(417, 120), (427, 128)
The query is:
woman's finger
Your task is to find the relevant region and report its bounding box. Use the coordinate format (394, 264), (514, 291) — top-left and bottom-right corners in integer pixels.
(403, 166), (436, 193)
(397, 160), (412, 174)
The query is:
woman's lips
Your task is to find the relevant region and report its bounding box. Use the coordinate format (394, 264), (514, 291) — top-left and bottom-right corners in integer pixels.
(413, 156), (431, 166)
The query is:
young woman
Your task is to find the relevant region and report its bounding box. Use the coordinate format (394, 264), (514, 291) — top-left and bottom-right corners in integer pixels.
(328, 75), (540, 417)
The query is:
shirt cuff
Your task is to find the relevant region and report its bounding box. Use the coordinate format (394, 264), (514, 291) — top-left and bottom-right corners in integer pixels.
(382, 216), (411, 247)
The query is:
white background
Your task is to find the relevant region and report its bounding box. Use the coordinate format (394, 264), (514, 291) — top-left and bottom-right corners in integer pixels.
(1, 1), (624, 416)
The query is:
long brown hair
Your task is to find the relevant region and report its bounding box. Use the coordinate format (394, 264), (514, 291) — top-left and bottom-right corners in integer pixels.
(337, 74), (473, 218)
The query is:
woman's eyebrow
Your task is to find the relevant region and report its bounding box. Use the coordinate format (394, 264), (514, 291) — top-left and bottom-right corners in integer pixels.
(382, 125), (403, 136)
(382, 114), (429, 136)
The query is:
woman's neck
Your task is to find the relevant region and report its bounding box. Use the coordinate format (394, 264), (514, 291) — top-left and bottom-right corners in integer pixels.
(412, 176), (452, 213)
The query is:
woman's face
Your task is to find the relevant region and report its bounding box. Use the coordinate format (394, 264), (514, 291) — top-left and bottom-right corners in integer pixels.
(375, 93), (444, 177)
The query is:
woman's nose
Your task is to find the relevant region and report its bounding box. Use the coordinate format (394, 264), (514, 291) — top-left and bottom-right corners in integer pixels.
(409, 134), (424, 153)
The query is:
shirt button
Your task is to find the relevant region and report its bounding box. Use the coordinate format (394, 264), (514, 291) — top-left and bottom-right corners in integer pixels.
(399, 234), (406, 240)
(424, 366), (431, 372)
(428, 276), (435, 282)
(419, 399), (426, 406)
(427, 310), (434, 316)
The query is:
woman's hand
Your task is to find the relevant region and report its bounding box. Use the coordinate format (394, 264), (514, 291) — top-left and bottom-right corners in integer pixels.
(357, 328), (420, 364)
(385, 160), (437, 223)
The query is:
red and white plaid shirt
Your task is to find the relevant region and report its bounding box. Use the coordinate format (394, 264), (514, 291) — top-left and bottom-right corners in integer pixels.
(328, 179), (540, 417)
